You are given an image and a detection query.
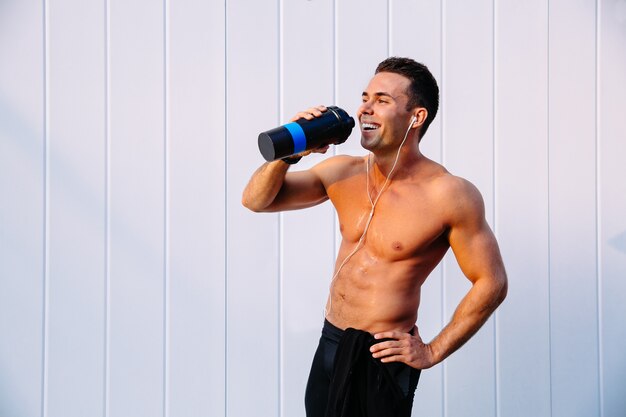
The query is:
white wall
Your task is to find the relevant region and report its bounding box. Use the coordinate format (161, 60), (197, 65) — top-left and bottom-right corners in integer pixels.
(1, 1), (625, 417)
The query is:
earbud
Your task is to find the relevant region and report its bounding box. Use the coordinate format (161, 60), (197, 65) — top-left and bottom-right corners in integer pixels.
(410, 115), (417, 128)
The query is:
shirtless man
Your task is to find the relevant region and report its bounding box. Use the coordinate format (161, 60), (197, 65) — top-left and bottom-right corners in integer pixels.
(242, 57), (507, 417)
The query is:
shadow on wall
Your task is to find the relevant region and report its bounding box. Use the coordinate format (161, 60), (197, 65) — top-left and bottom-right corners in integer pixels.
(608, 230), (626, 254)
(0, 96), (44, 252)
(0, 97), (45, 417)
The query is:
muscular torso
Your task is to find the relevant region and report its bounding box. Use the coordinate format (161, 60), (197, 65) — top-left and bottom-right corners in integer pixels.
(322, 155), (451, 334)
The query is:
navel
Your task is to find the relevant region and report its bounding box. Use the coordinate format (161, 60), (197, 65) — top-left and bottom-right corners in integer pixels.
(391, 241), (403, 251)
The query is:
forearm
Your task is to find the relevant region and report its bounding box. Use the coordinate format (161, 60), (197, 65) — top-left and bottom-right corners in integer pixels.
(241, 160), (291, 212)
(428, 276), (507, 365)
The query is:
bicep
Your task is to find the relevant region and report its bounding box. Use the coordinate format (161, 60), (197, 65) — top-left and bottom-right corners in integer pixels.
(446, 186), (506, 286)
(449, 221), (505, 285)
(263, 169), (329, 212)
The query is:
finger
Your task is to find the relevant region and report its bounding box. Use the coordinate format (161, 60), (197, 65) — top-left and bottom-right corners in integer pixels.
(374, 331), (409, 340)
(379, 355), (405, 364)
(370, 340), (400, 353)
(372, 347), (405, 359)
(312, 145), (330, 154)
(290, 105), (328, 122)
(290, 112), (315, 122)
(308, 105), (327, 116)
(295, 150), (313, 157)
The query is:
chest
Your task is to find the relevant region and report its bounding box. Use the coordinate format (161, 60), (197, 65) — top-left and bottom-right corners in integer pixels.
(330, 181), (448, 260)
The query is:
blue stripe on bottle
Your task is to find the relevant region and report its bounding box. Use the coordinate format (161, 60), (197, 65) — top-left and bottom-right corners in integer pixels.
(283, 122), (307, 154)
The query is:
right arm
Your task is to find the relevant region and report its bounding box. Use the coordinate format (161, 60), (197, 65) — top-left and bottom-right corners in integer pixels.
(242, 105), (338, 213)
(241, 158), (329, 212)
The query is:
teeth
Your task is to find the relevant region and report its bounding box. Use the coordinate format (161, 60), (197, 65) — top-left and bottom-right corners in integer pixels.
(362, 123), (379, 130)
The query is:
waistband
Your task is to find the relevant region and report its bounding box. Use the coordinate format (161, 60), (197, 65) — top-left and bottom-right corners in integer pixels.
(322, 319), (345, 343)
(322, 319), (416, 342)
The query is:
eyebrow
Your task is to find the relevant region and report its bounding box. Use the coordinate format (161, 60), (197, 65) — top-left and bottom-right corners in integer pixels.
(362, 91), (396, 99)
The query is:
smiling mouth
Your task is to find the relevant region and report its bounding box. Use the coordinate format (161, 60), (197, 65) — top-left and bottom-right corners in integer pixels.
(361, 123), (380, 131)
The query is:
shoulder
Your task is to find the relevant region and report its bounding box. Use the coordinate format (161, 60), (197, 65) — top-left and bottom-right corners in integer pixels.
(312, 153), (364, 170)
(310, 154), (365, 184)
(432, 173), (483, 204)
(430, 173), (486, 227)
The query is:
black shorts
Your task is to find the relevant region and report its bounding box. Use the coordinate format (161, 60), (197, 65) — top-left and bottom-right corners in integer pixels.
(304, 320), (421, 417)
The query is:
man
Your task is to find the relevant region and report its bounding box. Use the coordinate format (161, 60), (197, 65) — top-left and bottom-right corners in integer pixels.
(242, 57), (507, 417)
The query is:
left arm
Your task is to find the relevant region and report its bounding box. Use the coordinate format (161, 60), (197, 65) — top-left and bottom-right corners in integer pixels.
(370, 178), (508, 369)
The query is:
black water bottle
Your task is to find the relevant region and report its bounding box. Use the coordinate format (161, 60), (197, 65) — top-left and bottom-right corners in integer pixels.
(258, 106), (355, 162)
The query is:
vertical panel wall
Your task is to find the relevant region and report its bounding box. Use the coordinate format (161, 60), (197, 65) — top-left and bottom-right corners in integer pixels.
(599, 1), (626, 416)
(226, 1), (280, 416)
(496, 2), (551, 417)
(0, 2), (45, 416)
(167, 1), (226, 416)
(108, 0), (165, 416)
(46, 1), (106, 416)
(2, 2), (626, 417)
(548, 1), (600, 417)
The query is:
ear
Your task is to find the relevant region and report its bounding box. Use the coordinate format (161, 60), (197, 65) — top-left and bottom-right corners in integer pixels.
(412, 108), (428, 128)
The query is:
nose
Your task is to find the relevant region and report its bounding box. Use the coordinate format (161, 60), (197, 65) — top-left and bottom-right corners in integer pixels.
(357, 99), (373, 120)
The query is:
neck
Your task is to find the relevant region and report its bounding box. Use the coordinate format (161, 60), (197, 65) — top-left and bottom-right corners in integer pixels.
(369, 140), (422, 179)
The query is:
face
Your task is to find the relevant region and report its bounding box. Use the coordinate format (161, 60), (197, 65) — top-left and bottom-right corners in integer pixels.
(357, 71), (415, 152)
